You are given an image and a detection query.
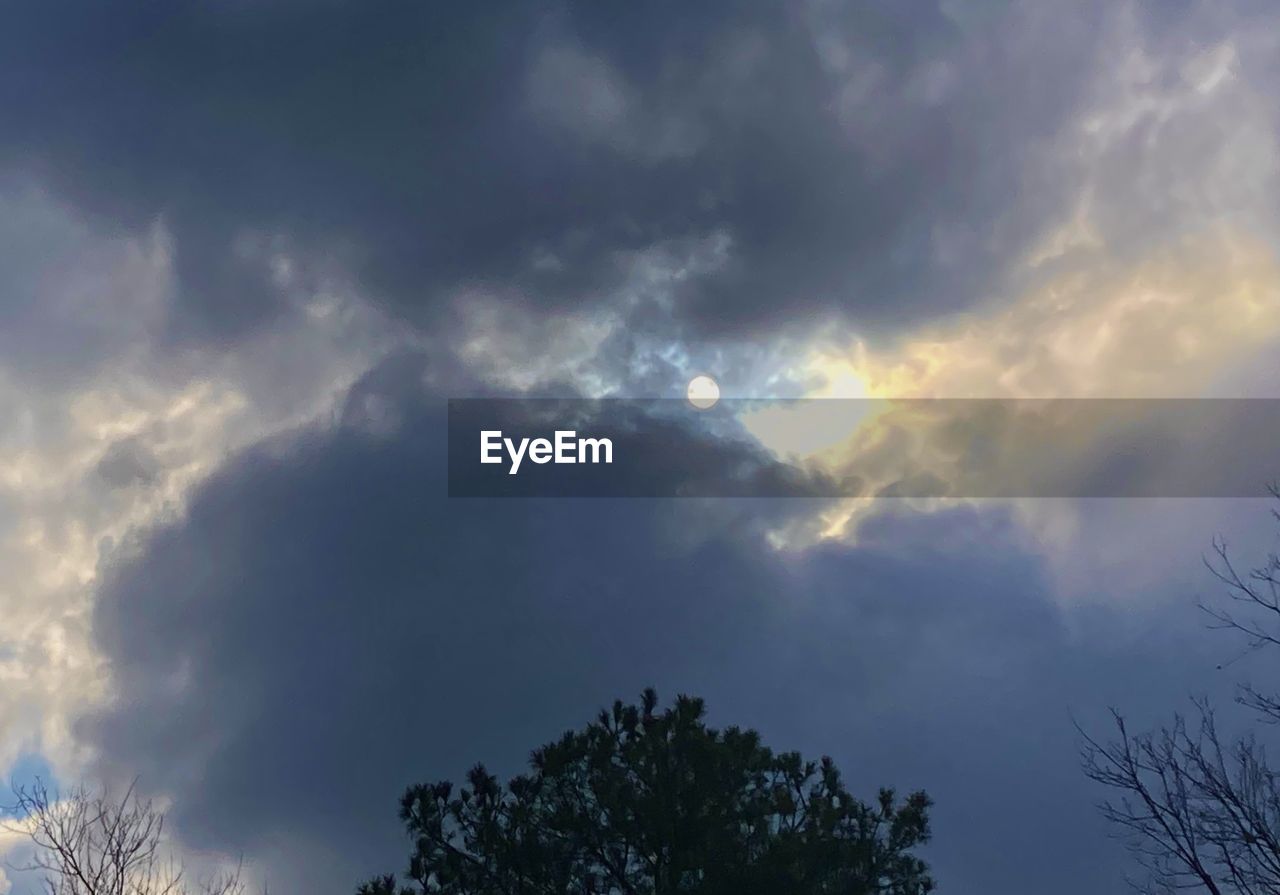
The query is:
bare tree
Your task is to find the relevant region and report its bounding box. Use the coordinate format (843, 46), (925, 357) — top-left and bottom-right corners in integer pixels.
(4, 778), (244, 895)
(1082, 494), (1280, 894)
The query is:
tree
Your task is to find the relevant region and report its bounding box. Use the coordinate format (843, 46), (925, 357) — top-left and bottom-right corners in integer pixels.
(1081, 499), (1280, 894)
(362, 690), (933, 895)
(4, 778), (244, 895)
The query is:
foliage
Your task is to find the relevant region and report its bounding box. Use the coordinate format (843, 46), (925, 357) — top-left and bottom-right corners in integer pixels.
(363, 690), (932, 895)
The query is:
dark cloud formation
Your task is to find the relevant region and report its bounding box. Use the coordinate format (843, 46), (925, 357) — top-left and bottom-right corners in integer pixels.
(0, 1), (1114, 343)
(19, 4), (1272, 891)
(88, 357), (1229, 893)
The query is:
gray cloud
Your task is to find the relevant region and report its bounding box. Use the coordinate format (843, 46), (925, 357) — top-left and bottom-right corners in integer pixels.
(7, 4), (1278, 892)
(0, 1), (1129, 345)
(86, 358), (1233, 893)
(95, 437), (159, 489)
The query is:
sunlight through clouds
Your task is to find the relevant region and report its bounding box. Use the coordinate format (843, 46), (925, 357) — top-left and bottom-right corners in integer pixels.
(3, 2), (1280, 891)
(0, 184), (412, 883)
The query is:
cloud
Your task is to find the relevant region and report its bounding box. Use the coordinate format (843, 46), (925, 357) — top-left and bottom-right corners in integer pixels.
(738, 195), (1280, 529)
(83, 358), (1239, 893)
(0, 180), (171, 387)
(0, 0), (1134, 344)
(2, 4), (1280, 893)
(0, 177), (411, 813)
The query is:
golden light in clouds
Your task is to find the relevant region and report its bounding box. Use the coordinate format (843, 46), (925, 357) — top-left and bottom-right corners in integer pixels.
(806, 233), (1280, 404)
(740, 231), (1280, 547)
(738, 365), (874, 459)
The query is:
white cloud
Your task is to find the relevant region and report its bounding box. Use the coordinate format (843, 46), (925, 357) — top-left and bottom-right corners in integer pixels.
(0, 180), (413, 881)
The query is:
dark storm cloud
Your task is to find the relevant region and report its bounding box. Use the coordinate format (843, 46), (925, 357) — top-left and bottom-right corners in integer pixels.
(87, 356), (1232, 894)
(0, 0), (1109, 342)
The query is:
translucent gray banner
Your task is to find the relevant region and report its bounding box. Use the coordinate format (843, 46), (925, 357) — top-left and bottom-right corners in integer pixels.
(447, 398), (1280, 498)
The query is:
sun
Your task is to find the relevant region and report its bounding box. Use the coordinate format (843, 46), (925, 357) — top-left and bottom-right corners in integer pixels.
(686, 374), (720, 409)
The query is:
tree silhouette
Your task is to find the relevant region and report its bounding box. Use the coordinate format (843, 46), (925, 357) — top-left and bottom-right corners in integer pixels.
(1082, 493), (1280, 893)
(4, 778), (244, 895)
(361, 690), (932, 895)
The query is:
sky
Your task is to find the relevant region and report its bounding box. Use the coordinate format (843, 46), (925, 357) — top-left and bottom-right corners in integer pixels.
(2, 1), (1280, 892)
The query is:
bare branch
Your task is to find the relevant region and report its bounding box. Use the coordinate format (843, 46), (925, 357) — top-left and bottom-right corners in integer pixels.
(2, 779), (245, 895)
(1085, 495), (1280, 894)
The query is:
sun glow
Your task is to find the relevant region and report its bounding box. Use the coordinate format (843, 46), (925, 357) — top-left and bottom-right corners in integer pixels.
(737, 353), (877, 460)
